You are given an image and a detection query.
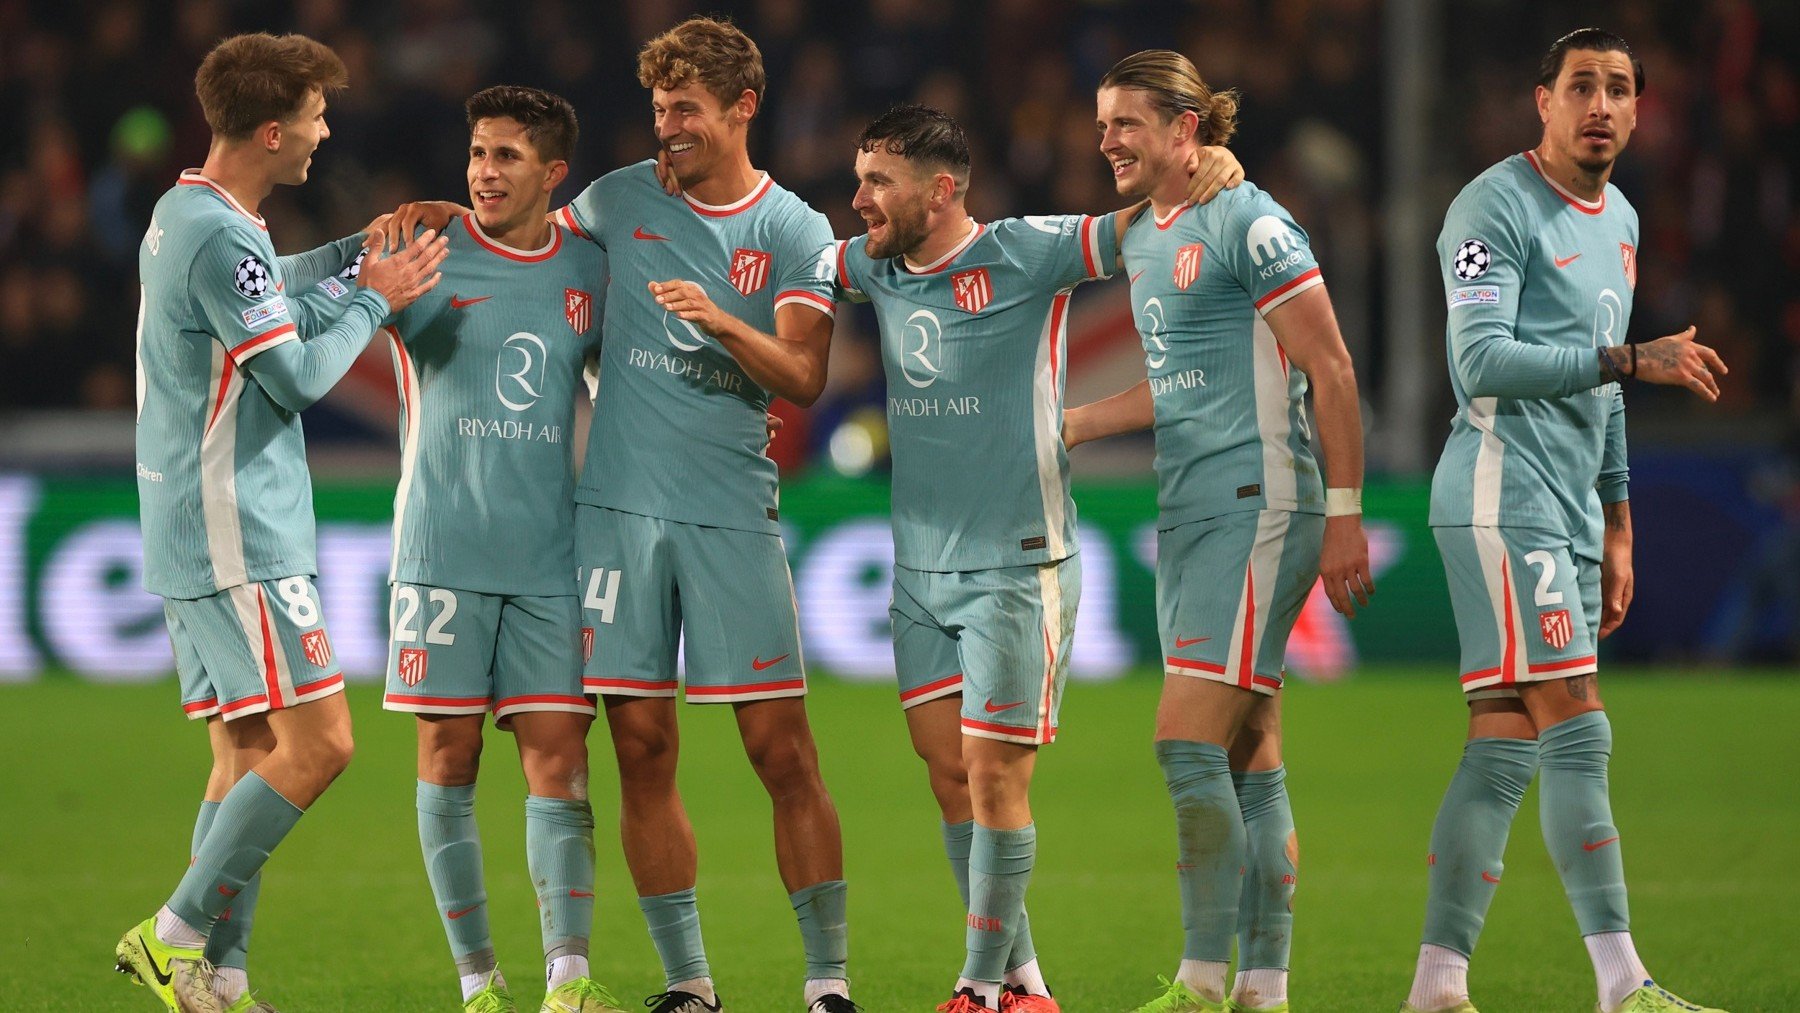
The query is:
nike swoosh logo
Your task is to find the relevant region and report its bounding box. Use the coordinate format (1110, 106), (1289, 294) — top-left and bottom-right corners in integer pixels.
(446, 904), (481, 919)
(984, 700), (1025, 714)
(633, 226), (670, 241)
(449, 295), (491, 308)
(217, 884), (240, 897)
(751, 653), (790, 671)
(1173, 636), (1210, 648)
(1130, 271), (1145, 283)
(138, 932), (174, 986)
(1481, 871), (1502, 884)
(1582, 836), (1620, 851)
(1554, 253), (1581, 268)
(568, 889), (594, 898)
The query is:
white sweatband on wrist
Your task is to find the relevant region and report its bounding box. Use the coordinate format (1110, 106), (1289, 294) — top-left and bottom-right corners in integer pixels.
(1325, 487), (1362, 517)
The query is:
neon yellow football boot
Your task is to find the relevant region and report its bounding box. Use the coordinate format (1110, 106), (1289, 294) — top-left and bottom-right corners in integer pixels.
(114, 916), (225, 1013)
(540, 977), (628, 1013)
(1607, 983), (1727, 1013)
(1398, 1002), (1480, 1013)
(1227, 1001), (1290, 1013)
(464, 972), (519, 1013)
(1133, 976), (1228, 1013)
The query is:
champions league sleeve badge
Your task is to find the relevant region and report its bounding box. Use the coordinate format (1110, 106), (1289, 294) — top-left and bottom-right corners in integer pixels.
(233, 255), (272, 299)
(1452, 239), (1491, 281)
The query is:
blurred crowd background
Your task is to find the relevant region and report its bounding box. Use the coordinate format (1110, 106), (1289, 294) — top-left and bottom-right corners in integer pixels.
(0, 0), (1795, 662)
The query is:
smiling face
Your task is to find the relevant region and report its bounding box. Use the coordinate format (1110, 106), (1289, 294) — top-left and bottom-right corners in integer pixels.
(1095, 85), (1190, 201)
(1537, 48), (1638, 173)
(273, 89), (329, 185)
(467, 116), (564, 236)
(652, 81), (752, 190)
(851, 146), (938, 260)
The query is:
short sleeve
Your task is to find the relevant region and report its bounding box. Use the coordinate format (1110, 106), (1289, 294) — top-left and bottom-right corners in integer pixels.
(772, 207), (837, 319)
(1013, 214), (1118, 290)
(189, 228), (298, 365)
(1216, 190), (1324, 314)
(830, 238), (870, 304)
(555, 176), (606, 246)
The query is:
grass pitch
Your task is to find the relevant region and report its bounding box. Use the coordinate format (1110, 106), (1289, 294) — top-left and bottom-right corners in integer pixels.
(4, 669), (1798, 1011)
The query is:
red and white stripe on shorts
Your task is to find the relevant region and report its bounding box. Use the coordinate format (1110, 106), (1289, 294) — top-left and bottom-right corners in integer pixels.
(1459, 527), (1597, 696)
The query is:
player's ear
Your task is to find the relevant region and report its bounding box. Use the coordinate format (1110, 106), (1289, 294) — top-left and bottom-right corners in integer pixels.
(1175, 109), (1200, 145)
(732, 89), (758, 125)
(545, 160), (569, 192)
(259, 120), (282, 154)
(1535, 85), (1553, 124)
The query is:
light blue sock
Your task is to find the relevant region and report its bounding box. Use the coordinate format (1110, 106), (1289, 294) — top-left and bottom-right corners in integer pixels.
(525, 795), (595, 962)
(961, 823), (1035, 984)
(417, 781), (495, 976)
(1421, 736), (1540, 955)
(1155, 739), (1243, 963)
(942, 819), (1037, 972)
(790, 879), (849, 980)
(167, 774), (302, 937)
(1233, 767), (1296, 971)
(639, 887), (709, 985)
(192, 801), (258, 970)
(1538, 712), (1630, 934)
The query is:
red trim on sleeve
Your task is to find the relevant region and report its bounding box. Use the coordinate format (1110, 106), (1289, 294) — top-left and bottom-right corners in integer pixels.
(553, 206), (590, 239)
(229, 323), (297, 362)
(1254, 268), (1323, 310)
(775, 290), (836, 315)
(1079, 215), (1099, 278)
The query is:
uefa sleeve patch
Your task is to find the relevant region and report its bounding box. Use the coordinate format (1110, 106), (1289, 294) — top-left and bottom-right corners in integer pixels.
(240, 297), (290, 328)
(233, 255), (273, 299)
(1448, 286), (1501, 308)
(1452, 239), (1492, 280)
(316, 276), (350, 299)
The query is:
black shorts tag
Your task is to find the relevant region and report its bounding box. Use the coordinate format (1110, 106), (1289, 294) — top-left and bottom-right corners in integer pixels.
(1020, 535), (1047, 551)
(1236, 484), (1261, 499)
(766, 507), (780, 521)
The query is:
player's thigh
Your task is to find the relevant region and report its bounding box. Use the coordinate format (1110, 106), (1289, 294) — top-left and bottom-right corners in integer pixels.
(165, 576), (345, 723)
(1157, 510), (1320, 697)
(382, 582), (502, 718)
(1228, 691), (1284, 771)
(1433, 526), (1598, 699)
(577, 505), (679, 698)
(492, 594), (594, 727)
(673, 521), (806, 704)
(944, 554), (1080, 748)
(891, 564), (964, 711)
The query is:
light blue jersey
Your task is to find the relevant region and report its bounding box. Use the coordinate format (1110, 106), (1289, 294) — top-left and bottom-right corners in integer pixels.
(385, 215), (606, 596)
(135, 171), (385, 598)
(835, 214), (1117, 571)
(556, 162), (836, 533)
(1429, 151), (1636, 558)
(1120, 183), (1327, 529)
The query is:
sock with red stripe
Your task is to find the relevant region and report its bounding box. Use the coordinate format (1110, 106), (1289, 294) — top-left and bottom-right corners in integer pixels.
(941, 820), (1038, 977)
(417, 781), (496, 980)
(166, 773), (302, 939)
(961, 823), (1035, 988)
(1156, 739), (1242, 983)
(525, 795), (595, 977)
(1232, 767), (1295, 1004)
(1412, 735), (1537, 1008)
(192, 799), (261, 975)
(1538, 712), (1629, 933)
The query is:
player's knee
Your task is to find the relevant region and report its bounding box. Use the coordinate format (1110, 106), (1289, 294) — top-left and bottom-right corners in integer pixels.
(747, 737), (822, 798)
(612, 726), (678, 785)
(523, 748), (588, 799)
(421, 739), (481, 784)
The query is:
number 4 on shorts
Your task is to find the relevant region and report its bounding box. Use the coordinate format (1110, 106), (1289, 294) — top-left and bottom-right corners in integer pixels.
(585, 568), (621, 625)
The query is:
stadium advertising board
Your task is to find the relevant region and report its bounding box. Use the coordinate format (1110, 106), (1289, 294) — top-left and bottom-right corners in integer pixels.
(0, 473), (1455, 684)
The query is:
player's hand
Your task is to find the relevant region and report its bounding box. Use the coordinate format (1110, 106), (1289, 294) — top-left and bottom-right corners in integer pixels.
(654, 148), (682, 197)
(1598, 535), (1634, 639)
(359, 228), (448, 312)
(381, 201), (467, 251)
(764, 412), (783, 451)
(1185, 145), (1245, 206)
(360, 212), (393, 244)
(1631, 326), (1728, 401)
(1319, 515), (1374, 617)
(650, 279), (731, 336)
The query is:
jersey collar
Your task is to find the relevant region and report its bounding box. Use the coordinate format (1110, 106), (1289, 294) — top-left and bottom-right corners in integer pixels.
(1153, 202), (1193, 230)
(177, 170), (267, 230)
(682, 172), (774, 218)
(1522, 150), (1606, 215)
(462, 214), (563, 262)
(903, 219), (985, 275)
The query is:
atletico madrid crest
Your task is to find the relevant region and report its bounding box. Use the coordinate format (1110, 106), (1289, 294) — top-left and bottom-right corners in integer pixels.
(300, 628), (333, 668)
(1174, 243), (1204, 290)
(729, 248), (772, 296)
(951, 267), (992, 314)
(581, 626), (595, 664)
(565, 288), (592, 335)
(398, 647), (429, 687)
(1619, 243), (1636, 290)
(1539, 609), (1574, 650)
